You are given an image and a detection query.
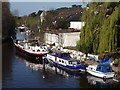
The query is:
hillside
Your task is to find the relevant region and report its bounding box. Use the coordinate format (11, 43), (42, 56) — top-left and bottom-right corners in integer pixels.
(77, 2), (120, 54)
(16, 5), (83, 33)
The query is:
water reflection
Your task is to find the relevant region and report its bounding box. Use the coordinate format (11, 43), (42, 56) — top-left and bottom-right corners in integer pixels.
(2, 32), (120, 88)
(2, 40), (15, 79)
(86, 74), (120, 88)
(23, 57), (120, 88)
(24, 59), (86, 78)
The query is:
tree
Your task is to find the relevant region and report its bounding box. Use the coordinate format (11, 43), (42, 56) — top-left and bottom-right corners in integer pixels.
(77, 2), (120, 54)
(2, 2), (16, 40)
(56, 19), (69, 29)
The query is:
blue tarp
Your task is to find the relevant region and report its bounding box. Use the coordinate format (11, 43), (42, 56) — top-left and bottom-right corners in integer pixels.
(96, 64), (113, 73)
(100, 57), (112, 65)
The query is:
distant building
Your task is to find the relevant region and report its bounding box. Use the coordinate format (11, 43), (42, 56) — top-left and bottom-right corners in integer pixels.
(44, 30), (80, 48)
(44, 20), (85, 48)
(69, 21), (85, 30)
(40, 11), (46, 23)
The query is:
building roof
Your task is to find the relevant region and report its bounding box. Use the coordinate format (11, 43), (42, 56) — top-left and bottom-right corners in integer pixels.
(65, 12), (82, 22)
(43, 29), (80, 34)
(53, 9), (82, 21)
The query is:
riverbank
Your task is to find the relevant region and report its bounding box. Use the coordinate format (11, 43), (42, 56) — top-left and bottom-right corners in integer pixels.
(52, 48), (120, 75)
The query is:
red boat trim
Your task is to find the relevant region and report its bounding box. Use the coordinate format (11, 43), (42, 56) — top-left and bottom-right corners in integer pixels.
(15, 44), (48, 55)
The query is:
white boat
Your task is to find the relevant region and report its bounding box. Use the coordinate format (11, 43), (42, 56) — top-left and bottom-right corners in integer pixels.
(14, 39), (48, 56)
(86, 64), (115, 79)
(44, 51), (86, 72)
(18, 25), (26, 32)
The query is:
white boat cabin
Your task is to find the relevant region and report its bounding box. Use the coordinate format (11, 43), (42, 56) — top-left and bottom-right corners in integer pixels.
(47, 52), (81, 66)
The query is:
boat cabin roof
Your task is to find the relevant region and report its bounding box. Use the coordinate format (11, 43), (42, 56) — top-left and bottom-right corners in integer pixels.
(96, 64), (113, 73)
(89, 64), (113, 73)
(49, 51), (80, 62)
(16, 39), (42, 46)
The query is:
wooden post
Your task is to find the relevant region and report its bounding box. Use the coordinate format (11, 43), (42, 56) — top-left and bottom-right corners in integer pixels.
(43, 57), (45, 71)
(55, 67), (57, 74)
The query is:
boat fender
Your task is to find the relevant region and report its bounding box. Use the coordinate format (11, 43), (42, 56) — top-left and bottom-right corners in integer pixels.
(103, 76), (106, 81)
(114, 73), (117, 77)
(55, 57), (57, 61)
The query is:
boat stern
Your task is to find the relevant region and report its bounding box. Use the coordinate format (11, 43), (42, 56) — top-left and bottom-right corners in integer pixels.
(103, 72), (115, 78)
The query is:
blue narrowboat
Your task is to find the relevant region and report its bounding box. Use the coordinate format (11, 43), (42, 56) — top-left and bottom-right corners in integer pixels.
(45, 51), (86, 72)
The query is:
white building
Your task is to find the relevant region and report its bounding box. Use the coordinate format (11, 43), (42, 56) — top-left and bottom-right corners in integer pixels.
(44, 31), (80, 48)
(40, 11), (46, 23)
(69, 21), (85, 30)
(44, 33), (59, 46)
(44, 21), (85, 48)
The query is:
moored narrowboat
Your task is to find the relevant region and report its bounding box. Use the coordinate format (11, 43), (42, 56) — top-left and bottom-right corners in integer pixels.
(44, 51), (86, 72)
(14, 39), (48, 63)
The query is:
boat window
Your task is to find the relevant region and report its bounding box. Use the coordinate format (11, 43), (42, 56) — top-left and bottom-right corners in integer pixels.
(55, 53), (58, 56)
(69, 62), (70, 64)
(90, 68), (93, 70)
(61, 53), (70, 57)
(77, 61), (80, 64)
(69, 61), (72, 64)
(32, 50), (35, 52)
(59, 60), (61, 62)
(37, 50), (40, 52)
(62, 60), (64, 63)
(97, 66), (101, 70)
(72, 62), (77, 65)
(106, 67), (111, 72)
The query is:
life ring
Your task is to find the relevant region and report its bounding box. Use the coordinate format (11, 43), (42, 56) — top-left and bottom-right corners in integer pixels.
(114, 73), (117, 77)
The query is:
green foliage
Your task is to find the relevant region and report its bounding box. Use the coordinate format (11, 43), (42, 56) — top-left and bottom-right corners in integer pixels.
(16, 5), (82, 32)
(56, 19), (69, 29)
(17, 15), (38, 31)
(114, 59), (120, 64)
(41, 11), (55, 29)
(77, 2), (120, 54)
(63, 46), (77, 50)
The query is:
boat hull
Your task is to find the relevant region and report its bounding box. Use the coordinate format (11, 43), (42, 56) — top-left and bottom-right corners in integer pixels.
(86, 68), (115, 79)
(15, 44), (47, 63)
(47, 58), (86, 72)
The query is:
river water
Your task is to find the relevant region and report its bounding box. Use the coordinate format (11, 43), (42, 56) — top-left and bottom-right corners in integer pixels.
(2, 32), (120, 88)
